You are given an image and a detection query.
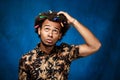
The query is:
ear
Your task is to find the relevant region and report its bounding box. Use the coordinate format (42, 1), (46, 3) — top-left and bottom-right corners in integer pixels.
(38, 27), (41, 35)
(58, 33), (62, 39)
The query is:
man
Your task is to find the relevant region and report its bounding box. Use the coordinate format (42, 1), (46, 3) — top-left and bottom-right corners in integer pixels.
(19, 11), (101, 80)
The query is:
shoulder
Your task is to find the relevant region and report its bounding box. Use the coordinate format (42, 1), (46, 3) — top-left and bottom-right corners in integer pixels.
(59, 42), (81, 61)
(59, 42), (78, 50)
(22, 49), (36, 58)
(60, 42), (71, 48)
(19, 49), (37, 64)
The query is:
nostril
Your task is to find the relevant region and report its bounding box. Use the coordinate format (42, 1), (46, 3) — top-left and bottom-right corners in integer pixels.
(48, 32), (53, 37)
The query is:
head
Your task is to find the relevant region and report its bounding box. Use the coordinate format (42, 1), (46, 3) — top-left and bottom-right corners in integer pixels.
(34, 11), (70, 46)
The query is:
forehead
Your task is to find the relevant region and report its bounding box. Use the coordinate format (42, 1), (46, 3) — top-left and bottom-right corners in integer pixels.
(42, 19), (61, 29)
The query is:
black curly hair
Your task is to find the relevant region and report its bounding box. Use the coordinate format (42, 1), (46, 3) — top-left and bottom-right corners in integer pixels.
(34, 11), (70, 38)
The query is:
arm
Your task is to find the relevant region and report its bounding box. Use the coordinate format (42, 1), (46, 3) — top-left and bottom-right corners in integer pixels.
(19, 58), (28, 80)
(58, 11), (101, 56)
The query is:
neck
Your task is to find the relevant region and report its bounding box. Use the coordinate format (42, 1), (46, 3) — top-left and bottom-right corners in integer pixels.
(39, 43), (54, 54)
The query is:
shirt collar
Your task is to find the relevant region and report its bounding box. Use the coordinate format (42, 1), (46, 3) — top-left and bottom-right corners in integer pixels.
(35, 43), (60, 56)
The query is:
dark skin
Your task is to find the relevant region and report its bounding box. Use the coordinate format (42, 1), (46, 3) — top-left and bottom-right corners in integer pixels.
(38, 19), (62, 54)
(38, 11), (101, 56)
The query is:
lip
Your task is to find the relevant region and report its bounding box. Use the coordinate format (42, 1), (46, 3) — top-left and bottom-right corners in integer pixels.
(46, 39), (53, 43)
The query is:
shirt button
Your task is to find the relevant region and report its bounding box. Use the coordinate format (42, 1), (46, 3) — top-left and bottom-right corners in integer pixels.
(51, 76), (54, 79)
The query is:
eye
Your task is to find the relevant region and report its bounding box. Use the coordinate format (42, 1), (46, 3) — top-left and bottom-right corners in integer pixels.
(44, 27), (50, 32)
(53, 29), (59, 34)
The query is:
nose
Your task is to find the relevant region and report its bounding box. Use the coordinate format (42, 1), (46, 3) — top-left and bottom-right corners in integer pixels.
(48, 31), (53, 38)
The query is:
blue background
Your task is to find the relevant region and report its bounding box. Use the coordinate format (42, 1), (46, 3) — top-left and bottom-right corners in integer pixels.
(0, 0), (120, 80)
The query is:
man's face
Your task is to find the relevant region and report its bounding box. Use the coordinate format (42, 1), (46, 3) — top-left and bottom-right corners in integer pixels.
(38, 19), (62, 46)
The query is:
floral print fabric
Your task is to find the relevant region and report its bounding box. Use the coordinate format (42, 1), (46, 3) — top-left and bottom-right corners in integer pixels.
(19, 43), (81, 80)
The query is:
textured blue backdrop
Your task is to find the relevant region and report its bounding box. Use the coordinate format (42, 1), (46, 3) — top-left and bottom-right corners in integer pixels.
(0, 0), (120, 80)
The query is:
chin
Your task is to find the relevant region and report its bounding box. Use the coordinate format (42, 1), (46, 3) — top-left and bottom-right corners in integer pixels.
(46, 44), (54, 47)
(43, 42), (55, 47)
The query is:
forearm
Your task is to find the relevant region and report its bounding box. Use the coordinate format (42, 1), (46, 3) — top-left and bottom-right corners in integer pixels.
(71, 19), (101, 49)
(58, 11), (101, 56)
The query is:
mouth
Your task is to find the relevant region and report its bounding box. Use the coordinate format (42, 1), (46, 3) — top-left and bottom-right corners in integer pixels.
(46, 39), (53, 43)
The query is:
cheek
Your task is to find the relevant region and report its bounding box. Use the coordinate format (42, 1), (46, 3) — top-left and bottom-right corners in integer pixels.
(39, 31), (47, 39)
(54, 34), (61, 40)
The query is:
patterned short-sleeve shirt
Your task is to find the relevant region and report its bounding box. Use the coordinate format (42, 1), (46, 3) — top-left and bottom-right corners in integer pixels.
(19, 43), (81, 80)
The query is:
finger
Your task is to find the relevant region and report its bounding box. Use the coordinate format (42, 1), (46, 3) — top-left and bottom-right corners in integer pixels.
(57, 11), (66, 15)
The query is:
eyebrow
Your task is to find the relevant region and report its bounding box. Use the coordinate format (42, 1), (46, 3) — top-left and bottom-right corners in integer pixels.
(43, 25), (60, 30)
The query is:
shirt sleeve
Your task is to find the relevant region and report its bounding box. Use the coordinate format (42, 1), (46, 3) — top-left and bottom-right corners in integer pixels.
(60, 43), (82, 62)
(18, 55), (30, 80)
